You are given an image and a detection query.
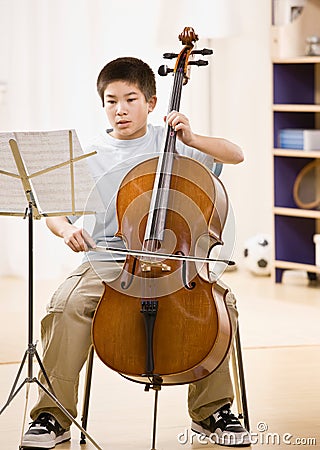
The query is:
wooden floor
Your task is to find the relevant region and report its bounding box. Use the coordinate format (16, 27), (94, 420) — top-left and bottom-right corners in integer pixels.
(0, 268), (319, 449)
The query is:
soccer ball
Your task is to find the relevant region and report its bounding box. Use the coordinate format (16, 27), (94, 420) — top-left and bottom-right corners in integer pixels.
(243, 234), (272, 276)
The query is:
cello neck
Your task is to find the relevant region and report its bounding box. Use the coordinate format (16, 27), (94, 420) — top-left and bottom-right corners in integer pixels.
(142, 30), (197, 248)
(142, 68), (184, 246)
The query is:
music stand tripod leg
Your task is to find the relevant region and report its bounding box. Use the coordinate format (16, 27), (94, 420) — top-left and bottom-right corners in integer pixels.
(27, 379), (103, 450)
(0, 351), (28, 415)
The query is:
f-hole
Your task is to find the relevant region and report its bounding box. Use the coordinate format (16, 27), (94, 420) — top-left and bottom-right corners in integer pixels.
(176, 251), (196, 290)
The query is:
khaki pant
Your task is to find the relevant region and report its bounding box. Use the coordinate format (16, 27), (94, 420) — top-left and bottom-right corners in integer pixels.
(31, 262), (238, 428)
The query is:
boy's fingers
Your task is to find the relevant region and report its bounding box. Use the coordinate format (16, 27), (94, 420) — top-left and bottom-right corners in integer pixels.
(82, 228), (96, 249)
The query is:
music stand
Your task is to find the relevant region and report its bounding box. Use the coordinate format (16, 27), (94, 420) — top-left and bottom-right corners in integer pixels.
(0, 129), (103, 449)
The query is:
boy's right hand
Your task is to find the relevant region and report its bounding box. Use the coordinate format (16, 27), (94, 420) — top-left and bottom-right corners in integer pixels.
(62, 226), (96, 253)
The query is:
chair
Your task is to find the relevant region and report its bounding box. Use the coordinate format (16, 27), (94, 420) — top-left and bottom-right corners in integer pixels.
(80, 326), (250, 444)
(231, 325), (250, 431)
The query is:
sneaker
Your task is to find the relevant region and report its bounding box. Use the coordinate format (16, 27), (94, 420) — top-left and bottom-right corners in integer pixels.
(21, 412), (71, 449)
(191, 404), (251, 447)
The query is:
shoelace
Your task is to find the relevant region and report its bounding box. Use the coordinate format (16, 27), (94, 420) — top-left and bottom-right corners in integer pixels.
(30, 414), (55, 430)
(215, 409), (242, 429)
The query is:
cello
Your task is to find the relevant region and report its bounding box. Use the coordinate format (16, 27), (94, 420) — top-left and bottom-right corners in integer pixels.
(92, 27), (232, 386)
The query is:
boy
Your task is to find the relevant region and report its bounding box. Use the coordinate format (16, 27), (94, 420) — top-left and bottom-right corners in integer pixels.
(22, 57), (250, 448)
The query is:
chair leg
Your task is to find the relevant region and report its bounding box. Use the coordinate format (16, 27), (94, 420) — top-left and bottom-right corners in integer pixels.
(80, 330), (250, 444)
(80, 345), (95, 444)
(231, 326), (250, 431)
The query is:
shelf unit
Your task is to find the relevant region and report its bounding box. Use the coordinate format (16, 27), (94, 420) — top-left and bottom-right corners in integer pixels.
(272, 56), (320, 282)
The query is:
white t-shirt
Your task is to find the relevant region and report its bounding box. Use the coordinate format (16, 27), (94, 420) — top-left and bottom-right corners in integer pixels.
(71, 124), (215, 262)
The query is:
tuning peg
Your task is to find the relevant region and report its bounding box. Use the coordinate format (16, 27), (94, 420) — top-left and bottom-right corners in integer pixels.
(188, 60), (209, 67)
(158, 65), (174, 76)
(163, 52), (179, 59)
(191, 48), (213, 56)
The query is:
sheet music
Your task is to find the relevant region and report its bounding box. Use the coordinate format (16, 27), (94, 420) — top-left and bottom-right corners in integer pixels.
(0, 130), (103, 217)
(15, 130), (82, 174)
(0, 132), (28, 214)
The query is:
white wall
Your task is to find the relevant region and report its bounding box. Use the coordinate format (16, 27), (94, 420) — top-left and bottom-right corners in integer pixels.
(211, 1), (273, 258)
(0, 0), (272, 278)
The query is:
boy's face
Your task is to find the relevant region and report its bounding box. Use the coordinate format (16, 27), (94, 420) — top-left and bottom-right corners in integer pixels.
(103, 81), (157, 140)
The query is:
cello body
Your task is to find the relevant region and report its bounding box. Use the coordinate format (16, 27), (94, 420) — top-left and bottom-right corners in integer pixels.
(92, 154), (232, 385)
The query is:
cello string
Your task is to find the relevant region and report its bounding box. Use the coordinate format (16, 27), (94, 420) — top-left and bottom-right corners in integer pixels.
(140, 61), (185, 314)
(142, 69), (182, 305)
(149, 70), (183, 242)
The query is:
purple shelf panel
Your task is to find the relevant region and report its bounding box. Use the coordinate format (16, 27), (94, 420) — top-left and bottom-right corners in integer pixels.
(273, 112), (315, 147)
(274, 156), (311, 208)
(274, 215), (316, 264)
(273, 64), (315, 104)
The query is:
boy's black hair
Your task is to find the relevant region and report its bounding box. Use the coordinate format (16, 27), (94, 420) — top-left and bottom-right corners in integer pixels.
(97, 57), (156, 106)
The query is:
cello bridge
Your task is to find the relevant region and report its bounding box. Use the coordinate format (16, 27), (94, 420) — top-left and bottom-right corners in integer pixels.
(140, 261), (171, 272)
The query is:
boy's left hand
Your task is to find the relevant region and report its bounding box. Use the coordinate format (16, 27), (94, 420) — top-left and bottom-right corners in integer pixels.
(165, 110), (195, 147)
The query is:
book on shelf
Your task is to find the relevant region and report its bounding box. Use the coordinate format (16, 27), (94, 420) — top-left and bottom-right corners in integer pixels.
(278, 129), (320, 150)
